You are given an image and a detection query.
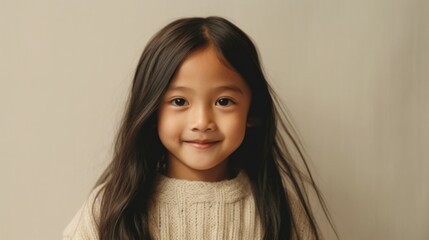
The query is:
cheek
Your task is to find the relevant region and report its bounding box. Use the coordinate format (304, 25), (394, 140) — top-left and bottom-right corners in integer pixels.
(157, 109), (179, 140)
(221, 115), (248, 144)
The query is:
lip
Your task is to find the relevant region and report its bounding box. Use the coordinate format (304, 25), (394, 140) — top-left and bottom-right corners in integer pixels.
(183, 140), (220, 149)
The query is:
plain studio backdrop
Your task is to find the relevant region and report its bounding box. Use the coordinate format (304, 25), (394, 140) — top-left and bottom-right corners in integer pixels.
(1, 0), (428, 239)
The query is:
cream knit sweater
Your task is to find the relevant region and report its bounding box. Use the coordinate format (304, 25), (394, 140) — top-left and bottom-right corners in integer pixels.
(63, 171), (314, 239)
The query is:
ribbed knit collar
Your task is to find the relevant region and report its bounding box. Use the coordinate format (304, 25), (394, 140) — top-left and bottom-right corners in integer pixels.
(153, 170), (252, 204)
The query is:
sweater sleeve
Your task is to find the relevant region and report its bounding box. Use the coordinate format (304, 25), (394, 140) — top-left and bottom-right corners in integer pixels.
(62, 185), (103, 240)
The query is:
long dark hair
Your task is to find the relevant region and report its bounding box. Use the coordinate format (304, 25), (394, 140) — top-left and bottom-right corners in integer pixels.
(95, 16), (337, 240)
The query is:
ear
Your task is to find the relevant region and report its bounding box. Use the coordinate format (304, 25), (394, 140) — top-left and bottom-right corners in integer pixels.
(246, 117), (255, 127)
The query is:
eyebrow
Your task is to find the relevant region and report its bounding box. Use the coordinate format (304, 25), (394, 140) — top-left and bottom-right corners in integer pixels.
(167, 85), (244, 94)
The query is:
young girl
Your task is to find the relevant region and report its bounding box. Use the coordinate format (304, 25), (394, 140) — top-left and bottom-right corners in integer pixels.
(64, 16), (336, 240)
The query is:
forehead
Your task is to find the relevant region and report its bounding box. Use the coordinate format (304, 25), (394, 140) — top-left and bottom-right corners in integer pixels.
(169, 46), (250, 94)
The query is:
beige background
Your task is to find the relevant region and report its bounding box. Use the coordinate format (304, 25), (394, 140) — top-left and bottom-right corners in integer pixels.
(1, 0), (428, 239)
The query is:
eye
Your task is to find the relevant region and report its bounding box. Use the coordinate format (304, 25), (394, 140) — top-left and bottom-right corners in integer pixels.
(216, 98), (235, 106)
(170, 98), (188, 106)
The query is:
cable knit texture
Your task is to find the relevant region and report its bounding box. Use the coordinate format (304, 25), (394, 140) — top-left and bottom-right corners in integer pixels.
(63, 171), (315, 239)
(148, 171), (261, 240)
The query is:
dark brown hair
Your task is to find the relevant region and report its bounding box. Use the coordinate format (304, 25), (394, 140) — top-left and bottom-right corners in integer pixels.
(95, 16), (337, 240)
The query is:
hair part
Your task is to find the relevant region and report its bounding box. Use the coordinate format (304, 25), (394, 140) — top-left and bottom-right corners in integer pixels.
(95, 16), (338, 240)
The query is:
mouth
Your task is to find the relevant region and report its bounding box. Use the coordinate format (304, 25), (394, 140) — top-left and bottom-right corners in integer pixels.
(183, 140), (220, 149)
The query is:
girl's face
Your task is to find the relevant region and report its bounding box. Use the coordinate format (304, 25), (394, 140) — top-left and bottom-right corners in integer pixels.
(157, 46), (251, 181)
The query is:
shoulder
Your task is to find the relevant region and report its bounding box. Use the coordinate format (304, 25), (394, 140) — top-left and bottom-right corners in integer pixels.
(287, 189), (320, 240)
(62, 184), (104, 240)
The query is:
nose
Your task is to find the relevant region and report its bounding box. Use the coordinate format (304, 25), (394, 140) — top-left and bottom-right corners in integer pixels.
(190, 105), (216, 132)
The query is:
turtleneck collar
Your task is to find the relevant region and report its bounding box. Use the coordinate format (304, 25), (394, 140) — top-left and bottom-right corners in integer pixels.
(153, 170), (252, 204)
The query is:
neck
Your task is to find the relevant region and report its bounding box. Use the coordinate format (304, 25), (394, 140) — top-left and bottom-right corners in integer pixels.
(166, 161), (235, 182)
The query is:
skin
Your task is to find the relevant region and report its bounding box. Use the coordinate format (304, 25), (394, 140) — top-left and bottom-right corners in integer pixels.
(157, 45), (252, 182)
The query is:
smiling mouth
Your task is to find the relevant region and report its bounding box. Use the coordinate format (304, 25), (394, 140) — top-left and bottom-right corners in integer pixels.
(183, 140), (220, 149)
